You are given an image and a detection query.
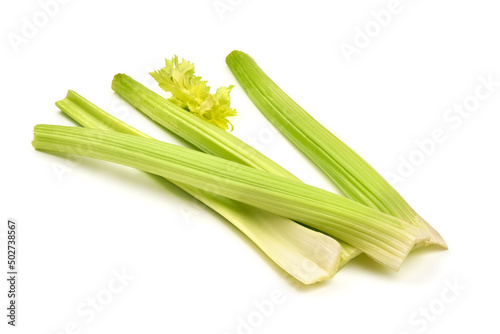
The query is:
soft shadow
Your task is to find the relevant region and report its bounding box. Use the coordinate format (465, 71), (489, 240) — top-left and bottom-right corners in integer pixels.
(343, 253), (398, 278)
(398, 244), (449, 272)
(288, 275), (334, 293)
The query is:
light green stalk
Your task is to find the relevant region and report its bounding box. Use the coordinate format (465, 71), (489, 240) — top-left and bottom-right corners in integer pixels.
(55, 90), (342, 284)
(225, 50), (447, 249)
(111, 73), (361, 264)
(33, 124), (425, 270)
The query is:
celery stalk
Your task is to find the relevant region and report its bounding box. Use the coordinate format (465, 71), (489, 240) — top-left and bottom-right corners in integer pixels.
(111, 73), (362, 264)
(33, 124), (425, 270)
(55, 90), (343, 284)
(225, 50), (447, 249)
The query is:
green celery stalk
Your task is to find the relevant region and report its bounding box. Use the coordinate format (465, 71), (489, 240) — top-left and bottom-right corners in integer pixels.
(111, 73), (362, 264)
(33, 124), (426, 270)
(55, 90), (343, 284)
(225, 50), (447, 249)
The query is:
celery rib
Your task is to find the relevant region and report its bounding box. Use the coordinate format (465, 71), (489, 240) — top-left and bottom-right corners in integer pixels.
(33, 124), (425, 270)
(225, 50), (447, 249)
(55, 90), (342, 284)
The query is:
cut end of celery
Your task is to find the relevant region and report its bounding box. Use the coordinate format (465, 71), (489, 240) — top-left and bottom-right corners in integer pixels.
(32, 124), (46, 149)
(228, 210), (343, 285)
(214, 210), (343, 285)
(284, 230), (342, 285)
(226, 50), (247, 62)
(111, 73), (126, 90)
(414, 215), (448, 249)
(226, 50), (242, 60)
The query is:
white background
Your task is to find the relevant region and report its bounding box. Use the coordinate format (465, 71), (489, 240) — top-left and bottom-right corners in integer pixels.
(1, 0), (499, 333)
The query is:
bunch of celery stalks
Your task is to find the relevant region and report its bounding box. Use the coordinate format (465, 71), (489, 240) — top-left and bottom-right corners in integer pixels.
(32, 51), (447, 285)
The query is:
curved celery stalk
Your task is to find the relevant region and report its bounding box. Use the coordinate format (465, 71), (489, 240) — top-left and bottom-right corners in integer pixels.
(111, 73), (362, 264)
(55, 90), (342, 284)
(32, 125), (425, 270)
(226, 50), (447, 249)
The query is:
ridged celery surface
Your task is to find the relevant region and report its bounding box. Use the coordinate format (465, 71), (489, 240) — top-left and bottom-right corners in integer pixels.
(111, 73), (362, 265)
(55, 90), (342, 284)
(225, 50), (447, 249)
(33, 124), (425, 270)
